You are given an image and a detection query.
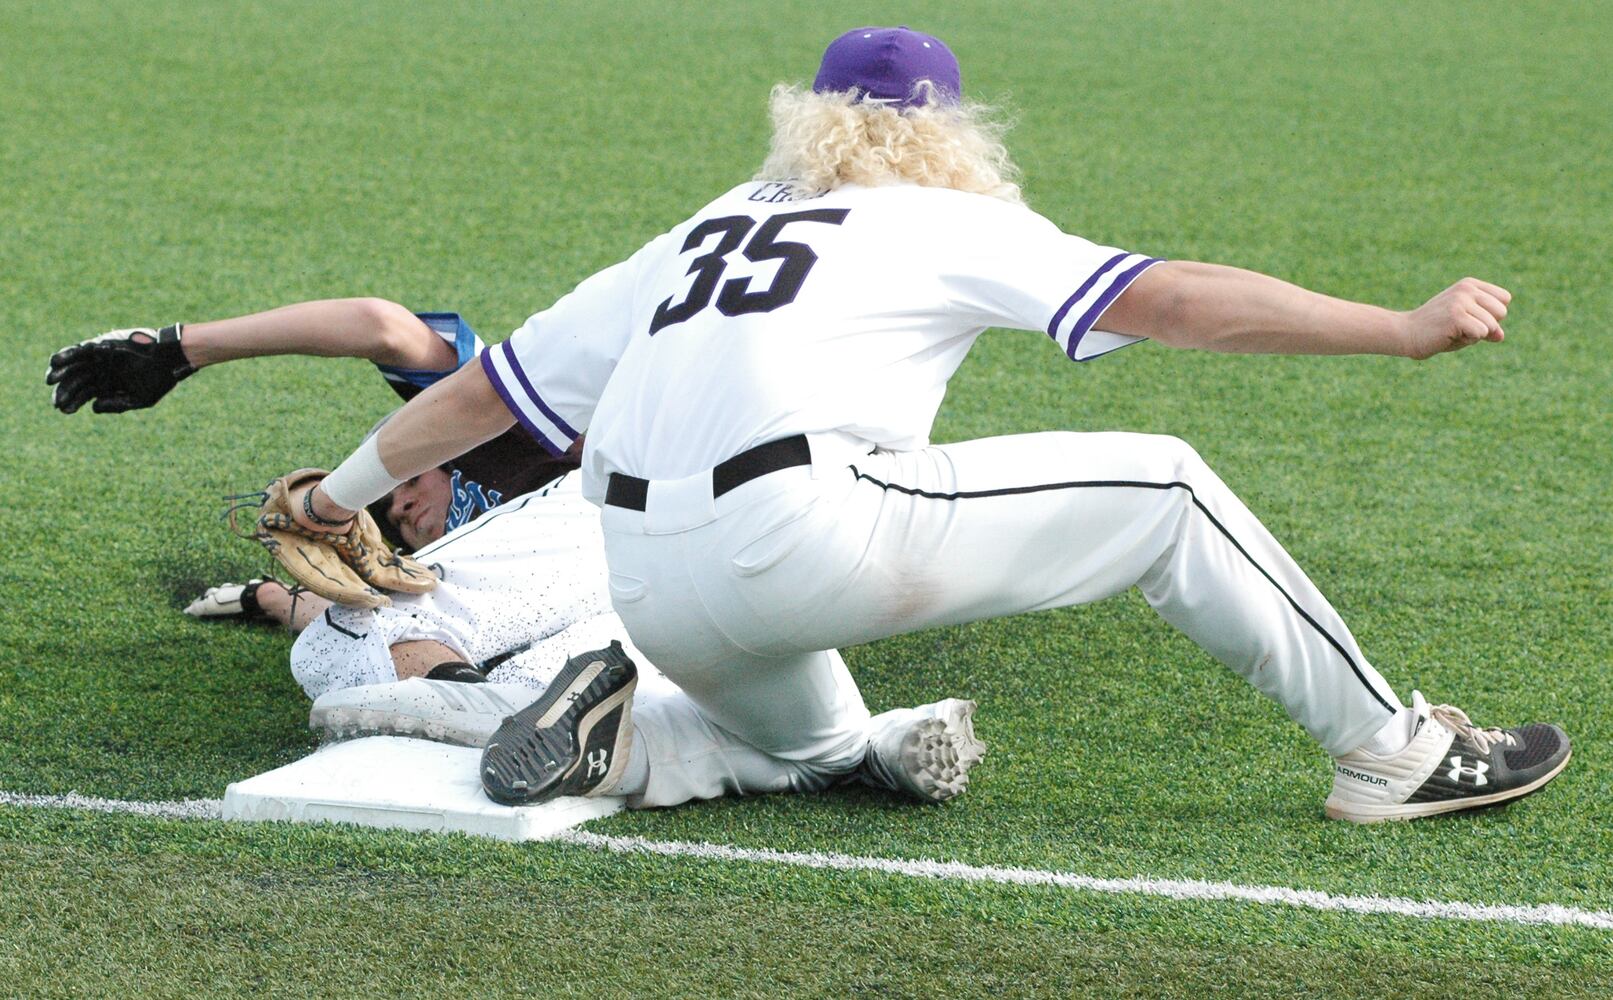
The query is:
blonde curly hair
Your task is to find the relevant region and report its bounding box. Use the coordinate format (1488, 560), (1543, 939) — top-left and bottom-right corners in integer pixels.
(754, 82), (1022, 205)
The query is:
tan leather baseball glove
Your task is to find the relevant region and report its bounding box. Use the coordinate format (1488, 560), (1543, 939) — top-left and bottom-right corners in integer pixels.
(237, 468), (438, 609)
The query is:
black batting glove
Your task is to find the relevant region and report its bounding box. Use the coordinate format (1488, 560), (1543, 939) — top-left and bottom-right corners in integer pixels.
(46, 324), (196, 414)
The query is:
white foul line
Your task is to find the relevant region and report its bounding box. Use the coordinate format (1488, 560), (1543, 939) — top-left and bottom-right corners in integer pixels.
(557, 831), (1613, 931)
(5, 788), (1611, 932)
(0, 788), (224, 821)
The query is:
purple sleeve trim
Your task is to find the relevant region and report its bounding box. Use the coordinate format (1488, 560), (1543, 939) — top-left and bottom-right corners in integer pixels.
(480, 349), (566, 457)
(1046, 252), (1129, 340)
(1066, 258), (1162, 360)
(499, 341), (581, 440)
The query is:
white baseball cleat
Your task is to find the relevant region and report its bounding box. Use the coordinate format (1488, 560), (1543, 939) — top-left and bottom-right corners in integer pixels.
(183, 579), (274, 621)
(309, 677), (537, 747)
(1324, 691), (1571, 823)
(858, 698), (987, 803)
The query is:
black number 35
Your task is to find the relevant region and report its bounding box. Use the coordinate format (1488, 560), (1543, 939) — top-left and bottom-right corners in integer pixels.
(649, 208), (850, 335)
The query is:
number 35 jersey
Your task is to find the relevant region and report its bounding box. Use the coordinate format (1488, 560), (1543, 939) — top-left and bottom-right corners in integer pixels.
(482, 180), (1161, 502)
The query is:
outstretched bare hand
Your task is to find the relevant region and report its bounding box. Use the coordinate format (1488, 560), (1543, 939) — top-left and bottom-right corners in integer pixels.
(1402, 278), (1510, 360)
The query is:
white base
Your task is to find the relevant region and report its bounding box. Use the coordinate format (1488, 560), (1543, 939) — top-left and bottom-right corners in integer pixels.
(222, 736), (622, 841)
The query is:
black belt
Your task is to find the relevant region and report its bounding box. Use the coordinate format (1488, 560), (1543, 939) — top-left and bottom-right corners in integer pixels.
(605, 435), (812, 511)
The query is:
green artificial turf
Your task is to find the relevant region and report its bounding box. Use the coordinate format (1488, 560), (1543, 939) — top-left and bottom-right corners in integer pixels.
(5, 809), (1613, 999)
(2, 1), (1610, 995)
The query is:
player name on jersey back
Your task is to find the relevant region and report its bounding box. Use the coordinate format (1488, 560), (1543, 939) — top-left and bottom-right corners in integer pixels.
(481, 181), (1160, 497)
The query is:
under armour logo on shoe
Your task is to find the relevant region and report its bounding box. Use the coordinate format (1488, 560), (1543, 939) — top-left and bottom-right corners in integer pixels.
(1447, 755), (1490, 786)
(586, 748), (609, 779)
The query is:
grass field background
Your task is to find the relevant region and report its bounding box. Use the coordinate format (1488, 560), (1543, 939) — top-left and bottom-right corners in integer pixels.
(2, 1), (1610, 995)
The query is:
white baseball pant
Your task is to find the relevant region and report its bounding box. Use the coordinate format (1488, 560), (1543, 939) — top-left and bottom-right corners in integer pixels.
(287, 477), (896, 807)
(599, 431), (1405, 804)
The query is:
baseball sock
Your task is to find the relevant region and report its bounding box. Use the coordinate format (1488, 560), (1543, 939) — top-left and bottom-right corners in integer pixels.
(1357, 706), (1418, 756)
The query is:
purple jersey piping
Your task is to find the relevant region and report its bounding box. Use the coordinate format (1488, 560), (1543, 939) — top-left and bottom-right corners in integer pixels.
(479, 349), (565, 456)
(498, 341), (581, 440)
(1066, 257), (1163, 360)
(1046, 252), (1129, 342)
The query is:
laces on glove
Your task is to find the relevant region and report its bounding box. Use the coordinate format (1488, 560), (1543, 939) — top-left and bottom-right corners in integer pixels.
(1430, 703), (1518, 755)
(222, 490), (271, 537)
(226, 468), (437, 607)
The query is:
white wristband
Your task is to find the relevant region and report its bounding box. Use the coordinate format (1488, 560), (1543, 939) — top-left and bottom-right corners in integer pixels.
(320, 434), (404, 512)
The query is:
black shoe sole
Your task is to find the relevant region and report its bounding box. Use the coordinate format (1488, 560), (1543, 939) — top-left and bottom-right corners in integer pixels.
(481, 641), (637, 806)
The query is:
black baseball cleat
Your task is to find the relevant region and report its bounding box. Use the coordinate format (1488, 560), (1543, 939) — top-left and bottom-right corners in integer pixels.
(480, 640), (637, 806)
(1325, 691), (1571, 823)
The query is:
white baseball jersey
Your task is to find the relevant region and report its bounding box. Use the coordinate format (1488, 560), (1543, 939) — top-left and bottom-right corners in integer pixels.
(480, 181), (1160, 498)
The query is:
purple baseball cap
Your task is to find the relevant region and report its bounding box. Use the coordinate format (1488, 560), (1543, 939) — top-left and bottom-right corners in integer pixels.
(812, 26), (961, 108)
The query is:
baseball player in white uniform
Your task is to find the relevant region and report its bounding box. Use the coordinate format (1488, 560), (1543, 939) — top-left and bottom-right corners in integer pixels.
(295, 471), (983, 807)
(279, 26), (1569, 822)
